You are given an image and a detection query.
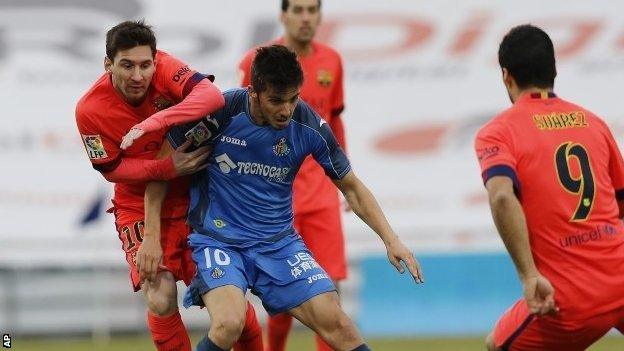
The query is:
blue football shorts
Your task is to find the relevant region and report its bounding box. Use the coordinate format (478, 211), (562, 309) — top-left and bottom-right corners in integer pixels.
(183, 231), (336, 315)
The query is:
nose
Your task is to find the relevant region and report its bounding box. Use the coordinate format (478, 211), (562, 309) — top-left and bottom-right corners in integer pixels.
(282, 103), (294, 117)
(131, 67), (142, 82)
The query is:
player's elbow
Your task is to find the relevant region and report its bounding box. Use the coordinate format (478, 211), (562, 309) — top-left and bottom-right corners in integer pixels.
(488, 190), (516, 210)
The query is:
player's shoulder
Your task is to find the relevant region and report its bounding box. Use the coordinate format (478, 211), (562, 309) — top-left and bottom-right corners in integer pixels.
(292, 99), (324, 130)
(76, 74), (114, 123)
(313, 41), (342, 60)
(476, 106), (515, 140)
(557, 97), (608, 128)
(222, 87), (248, 105)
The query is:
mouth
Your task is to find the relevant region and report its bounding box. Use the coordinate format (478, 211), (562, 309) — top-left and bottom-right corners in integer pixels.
(274, 117), (290, 128)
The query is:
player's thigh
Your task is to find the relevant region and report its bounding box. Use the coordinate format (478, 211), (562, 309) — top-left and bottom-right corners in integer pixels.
(252, 233), (336, 316)
(494, 299), (612, 351)
(161, 218), (195, 286)
(297, 207), (347, 280)
(183, 233), (249, 309)
(114, 215), (147, 291)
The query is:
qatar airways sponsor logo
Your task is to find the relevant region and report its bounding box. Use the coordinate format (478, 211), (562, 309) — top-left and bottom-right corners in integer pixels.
(559, 224), (619, 248)
(215, 153), (290, 182)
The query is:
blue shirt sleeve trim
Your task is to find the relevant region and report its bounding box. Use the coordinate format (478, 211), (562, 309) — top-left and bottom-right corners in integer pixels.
(482, 164), (521, 194)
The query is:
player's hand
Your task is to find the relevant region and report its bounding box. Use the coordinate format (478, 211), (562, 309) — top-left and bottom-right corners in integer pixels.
(136, 234), (163, 283)
(171, 139), (212, 176)
(385, 236), (424, 284)
(522, 274), (558, 316)
(120, 127), (146, 150)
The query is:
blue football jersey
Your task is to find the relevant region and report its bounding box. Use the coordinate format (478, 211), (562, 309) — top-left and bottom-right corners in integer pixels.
(167, 88), (351, 244)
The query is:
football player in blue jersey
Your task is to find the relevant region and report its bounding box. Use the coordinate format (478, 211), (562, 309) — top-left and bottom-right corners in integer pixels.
(144, 45), (423, 351)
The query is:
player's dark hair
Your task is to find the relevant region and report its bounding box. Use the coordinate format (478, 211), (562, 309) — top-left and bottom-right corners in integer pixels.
(281, 0), (321, 12)
(251, 45), (303, 93)
(498, 24), (556, 89)
(106, 20), (156, 61)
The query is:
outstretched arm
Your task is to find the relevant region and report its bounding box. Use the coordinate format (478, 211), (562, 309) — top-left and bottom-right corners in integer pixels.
(333, 170), (424, 284)
(121, 79), (224, 149)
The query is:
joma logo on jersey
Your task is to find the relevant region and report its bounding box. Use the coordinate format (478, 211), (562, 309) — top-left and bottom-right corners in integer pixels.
(221, 135), (247, 147)
(81, 134), (107, 159)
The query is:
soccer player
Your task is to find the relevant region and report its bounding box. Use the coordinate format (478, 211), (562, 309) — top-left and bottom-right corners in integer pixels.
(145, 45), (424, 351)
(476, 24), (624, 351)
(238, 1), (348, 349)
(75, 20), (262, 351)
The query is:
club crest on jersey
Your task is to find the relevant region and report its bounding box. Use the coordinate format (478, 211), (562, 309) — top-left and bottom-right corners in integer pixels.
(317, 70), (333, 88)
(213, 219), (226, 228)
(211, 267), (225, 279)
(81, 134), (108, 159)
(185, 121), (212, 146)
(273, 138), (291, 156)
(152, 96), (173, 111)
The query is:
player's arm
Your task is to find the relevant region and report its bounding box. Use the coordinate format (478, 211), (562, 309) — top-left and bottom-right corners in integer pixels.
(603, 124), (624, 218)
(99, 139), (209, 183)
(476, 122), (557, 315)
(329, 54), (346, 150)
(136, 141), (175, 282)
(332, 171), (423, 284)
(121, 53), (226, 149)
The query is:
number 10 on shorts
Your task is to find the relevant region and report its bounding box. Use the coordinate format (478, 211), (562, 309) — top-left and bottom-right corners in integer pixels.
(204, 248), (231, 268)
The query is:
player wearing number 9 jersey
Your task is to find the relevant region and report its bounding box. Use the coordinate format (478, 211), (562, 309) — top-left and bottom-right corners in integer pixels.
(477, 25), (624, 351)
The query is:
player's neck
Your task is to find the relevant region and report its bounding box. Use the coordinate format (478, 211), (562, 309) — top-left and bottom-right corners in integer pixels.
(514, 87), (554, 103)
(283, 36), (313, 57)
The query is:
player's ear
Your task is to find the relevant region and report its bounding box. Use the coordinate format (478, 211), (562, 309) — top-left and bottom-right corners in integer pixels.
(104, 56), (113, 74)
(248, 85), (258, 99)
(502, 68), (513, 88)
(279, 10), (287, 25)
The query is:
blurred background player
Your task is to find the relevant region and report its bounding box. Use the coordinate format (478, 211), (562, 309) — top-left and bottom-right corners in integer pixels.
(475, 24), (624, 351)
(238, 2), (347, 349)
(75, 20), (262, 351)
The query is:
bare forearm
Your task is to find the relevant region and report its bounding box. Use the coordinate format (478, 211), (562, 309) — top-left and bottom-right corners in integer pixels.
(490, 195), (538, 280)
(144, 181), (168, 239)
(344, 180), (396, 244)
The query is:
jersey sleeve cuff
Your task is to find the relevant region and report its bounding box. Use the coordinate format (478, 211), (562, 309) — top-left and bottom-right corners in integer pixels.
(482, 164), (521, 193)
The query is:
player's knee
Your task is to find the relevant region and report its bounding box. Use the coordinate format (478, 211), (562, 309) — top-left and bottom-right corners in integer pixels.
(211, 313), (246, 341)
(319, 311), (359, 343)
(485, 333), (499, 351)
(146, 293), (178, 316)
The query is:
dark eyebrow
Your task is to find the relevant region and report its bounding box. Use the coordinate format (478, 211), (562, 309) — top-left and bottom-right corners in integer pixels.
(119, 58), (153, 65)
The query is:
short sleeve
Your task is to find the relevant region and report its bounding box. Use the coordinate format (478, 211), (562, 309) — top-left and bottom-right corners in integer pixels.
(474, 120), (519, 190)
(299, 103), (351, 179)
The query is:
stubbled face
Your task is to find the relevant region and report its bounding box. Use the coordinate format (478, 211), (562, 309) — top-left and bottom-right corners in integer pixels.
(105, 45), (155, 106)
(281, 0), (321, 45)
(251, 85), (301, 129)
